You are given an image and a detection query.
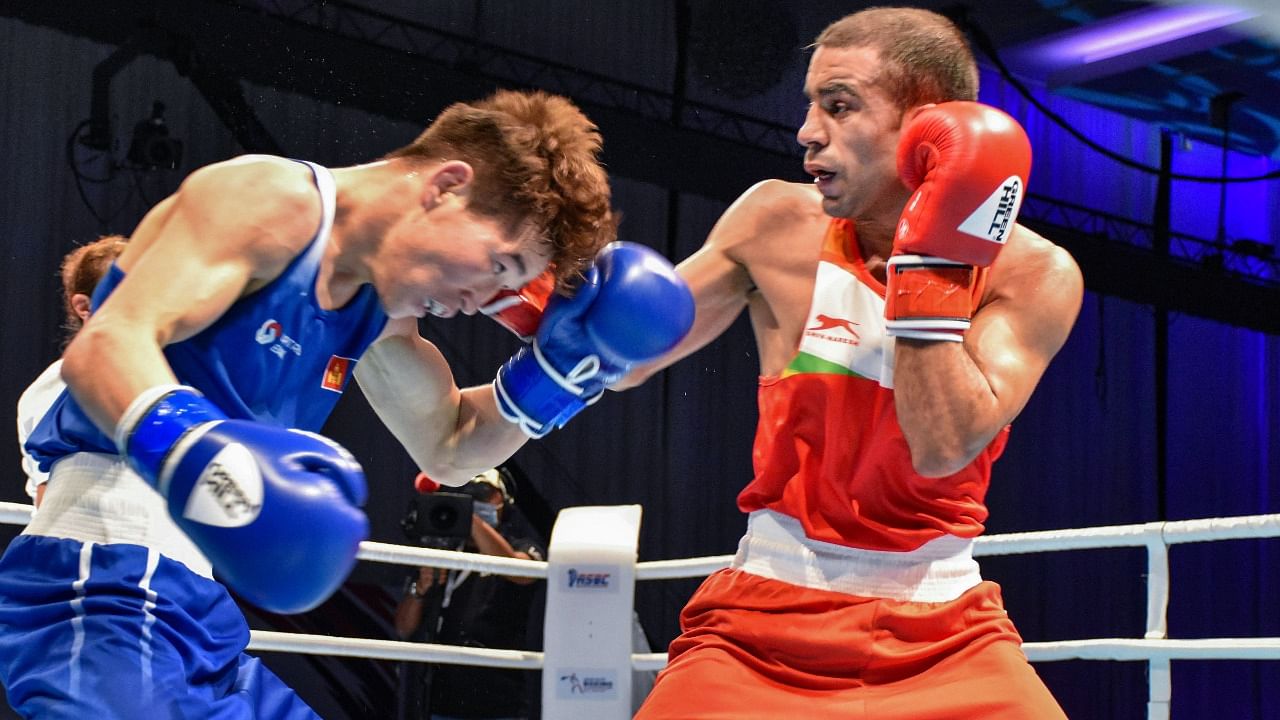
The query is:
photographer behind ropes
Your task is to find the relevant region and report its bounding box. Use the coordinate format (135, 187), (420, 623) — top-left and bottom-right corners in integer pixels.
(395, 468), (546, 720)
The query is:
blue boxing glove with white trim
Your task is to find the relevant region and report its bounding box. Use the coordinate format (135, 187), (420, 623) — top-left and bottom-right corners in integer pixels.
(115, 386), (369, 613)
(494, 242), (694, 437)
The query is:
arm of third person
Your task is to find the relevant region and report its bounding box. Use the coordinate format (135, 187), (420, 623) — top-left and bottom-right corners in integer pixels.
(470, 516), (539, 586)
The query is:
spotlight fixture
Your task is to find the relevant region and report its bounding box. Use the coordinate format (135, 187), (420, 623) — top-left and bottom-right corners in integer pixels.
(127, 101), (183, 171)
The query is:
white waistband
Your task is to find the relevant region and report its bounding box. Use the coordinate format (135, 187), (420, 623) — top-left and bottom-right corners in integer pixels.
(24, 453), (213, 578)
(731, 509), (982, 602)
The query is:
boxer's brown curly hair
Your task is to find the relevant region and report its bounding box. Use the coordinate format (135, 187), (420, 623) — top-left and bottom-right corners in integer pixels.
(387, 90), (616, 290)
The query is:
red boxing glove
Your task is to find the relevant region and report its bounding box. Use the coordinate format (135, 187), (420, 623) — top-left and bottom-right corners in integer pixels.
(885, 101), (1031, 342)
(479, 270), (556, 342)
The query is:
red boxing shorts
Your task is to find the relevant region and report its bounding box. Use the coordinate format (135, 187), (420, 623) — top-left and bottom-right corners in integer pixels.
(635, 569), (1066, 720)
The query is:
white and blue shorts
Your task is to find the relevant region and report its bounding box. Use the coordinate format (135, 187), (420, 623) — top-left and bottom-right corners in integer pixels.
(0, 535), (320, 719)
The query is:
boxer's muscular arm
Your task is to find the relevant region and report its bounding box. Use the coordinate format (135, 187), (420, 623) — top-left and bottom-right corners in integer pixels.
(356, 320), (528, 487)
(617, 180), (789, 389)
(61, 158), (316, 434)
(364, 244), (693, 475)
(893, 227), (1082, 476)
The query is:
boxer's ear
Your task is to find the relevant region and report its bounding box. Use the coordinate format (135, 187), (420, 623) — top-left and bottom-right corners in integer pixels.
(70, 293), (92, 322)
(421, 161), (474, 209)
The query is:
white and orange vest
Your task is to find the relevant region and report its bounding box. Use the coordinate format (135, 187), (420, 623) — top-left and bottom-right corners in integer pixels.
(739, 218), (1008, 555)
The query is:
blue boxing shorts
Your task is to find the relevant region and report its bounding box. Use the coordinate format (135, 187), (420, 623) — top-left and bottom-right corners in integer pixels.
(0, 535), (320, 719)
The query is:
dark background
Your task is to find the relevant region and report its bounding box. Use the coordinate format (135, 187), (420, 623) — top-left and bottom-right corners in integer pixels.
(1, 1), (1278, 718)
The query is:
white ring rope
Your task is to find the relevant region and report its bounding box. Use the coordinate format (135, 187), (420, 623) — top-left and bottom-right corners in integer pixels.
(635, 555), (733, 580)
(356, 540), (546, 578)
(248, 630), (543, 669)
(1021, 638), (1280, 662)
(972, 514), (1280, 555)
(0, 503), (32, 526)
(3, 500), (1279, 719)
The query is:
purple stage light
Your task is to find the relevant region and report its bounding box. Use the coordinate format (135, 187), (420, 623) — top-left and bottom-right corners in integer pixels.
(1003, 4), (1259, 87)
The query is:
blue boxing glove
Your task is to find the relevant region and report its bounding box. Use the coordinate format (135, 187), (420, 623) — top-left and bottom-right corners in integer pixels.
(115, 385), (369, 613)
(494, 241), (694, 437)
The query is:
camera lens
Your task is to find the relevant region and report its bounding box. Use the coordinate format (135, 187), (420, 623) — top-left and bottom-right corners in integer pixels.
(428, 504), (459, 530)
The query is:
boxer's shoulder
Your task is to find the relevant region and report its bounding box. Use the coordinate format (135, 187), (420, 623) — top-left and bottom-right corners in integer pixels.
(984, 223), (1081, 310)
(732, 180), (824, 226)
(712, 180), (826, 260)
(162, 157), (324, 277)
(174, 156), (320, 238)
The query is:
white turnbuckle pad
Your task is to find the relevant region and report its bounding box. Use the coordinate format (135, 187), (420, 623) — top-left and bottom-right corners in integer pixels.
(542, 505), (642, 720)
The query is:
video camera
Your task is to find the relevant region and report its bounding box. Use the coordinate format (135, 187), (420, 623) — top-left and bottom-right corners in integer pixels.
(400, 492), (474, 549)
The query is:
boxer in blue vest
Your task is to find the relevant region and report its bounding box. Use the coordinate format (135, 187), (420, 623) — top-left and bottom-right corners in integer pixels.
(1, 89), (692, 719)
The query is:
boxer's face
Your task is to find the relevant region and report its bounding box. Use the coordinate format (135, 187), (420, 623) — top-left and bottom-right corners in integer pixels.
(377, 194), (549, 320)
(798, 44), (909, 221)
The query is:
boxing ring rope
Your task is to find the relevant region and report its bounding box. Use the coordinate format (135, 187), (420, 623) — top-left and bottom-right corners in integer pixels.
(0, 504), (33, 527)
(3, 502), (1279, 720)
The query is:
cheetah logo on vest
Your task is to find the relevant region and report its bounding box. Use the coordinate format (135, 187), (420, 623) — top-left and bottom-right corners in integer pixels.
(805, 314), (861, 346)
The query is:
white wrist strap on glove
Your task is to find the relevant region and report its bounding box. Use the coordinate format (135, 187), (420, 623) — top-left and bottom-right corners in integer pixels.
(532, 341), (600, 397)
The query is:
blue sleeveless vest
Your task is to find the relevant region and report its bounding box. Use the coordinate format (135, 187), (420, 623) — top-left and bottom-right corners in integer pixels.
(26, 161), (388, 469)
